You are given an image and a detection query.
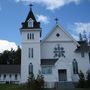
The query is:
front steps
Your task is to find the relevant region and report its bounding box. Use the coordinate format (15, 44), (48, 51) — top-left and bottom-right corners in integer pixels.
(54, 82), (75, 89)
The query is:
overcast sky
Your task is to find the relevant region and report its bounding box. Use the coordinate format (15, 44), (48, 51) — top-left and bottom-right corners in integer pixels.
(0, 0), (90, 52)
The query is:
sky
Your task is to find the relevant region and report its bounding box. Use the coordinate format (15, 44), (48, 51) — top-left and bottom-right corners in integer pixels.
(0, 0), (90, 52)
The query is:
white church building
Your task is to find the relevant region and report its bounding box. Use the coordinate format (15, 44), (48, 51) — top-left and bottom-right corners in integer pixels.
(0, 5), (90, 87)
(20, 5), (90, 86)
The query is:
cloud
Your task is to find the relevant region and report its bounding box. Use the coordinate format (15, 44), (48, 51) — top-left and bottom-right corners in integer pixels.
(14, 0), (81, 10)
(37, 15), (49, 24)
(0, 40), (17, 53)
(68, 22), (90, 40)
(71, 34), (79, 40)
(73, 22), (90, 34)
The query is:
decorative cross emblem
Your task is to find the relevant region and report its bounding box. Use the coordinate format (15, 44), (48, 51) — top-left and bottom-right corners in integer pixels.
(53, 44), (65, 58)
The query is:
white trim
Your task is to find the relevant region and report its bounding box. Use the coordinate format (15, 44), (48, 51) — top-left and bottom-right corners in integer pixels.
(41, 24), (80, 46)
(28, 18), (34, 28)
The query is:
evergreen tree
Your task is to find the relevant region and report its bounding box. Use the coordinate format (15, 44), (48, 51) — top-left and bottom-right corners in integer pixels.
(79, 33), (83, 41)
(83, 30), (87, 42)
(78, 71), (86, 88)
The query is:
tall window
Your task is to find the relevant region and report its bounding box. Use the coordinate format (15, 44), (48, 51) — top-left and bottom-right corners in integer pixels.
(32, 33), (34, 39)
(4, 74), (6, 79)
(72, 59), (78, 74)
(15, 74), (17, 80)
(28, 18), (33, 28)
(9, 74), (12, 78)
(27, 33), (34, 40)
(29, 63), (33, 74)
(28, 48), (33, 58)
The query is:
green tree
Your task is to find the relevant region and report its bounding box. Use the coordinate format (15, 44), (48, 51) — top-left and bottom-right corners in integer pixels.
(27, 72), (44, 90)
(86, 70), (90, 88)
(0, 46), (21, 65)
(14, 46), (21, 64)
(78, 70), (86, 88)
(35, 71), (44, 90)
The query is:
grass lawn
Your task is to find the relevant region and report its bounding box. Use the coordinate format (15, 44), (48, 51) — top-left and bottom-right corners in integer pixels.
(0, 84), (23, 90)
(0, 84), (90, 90)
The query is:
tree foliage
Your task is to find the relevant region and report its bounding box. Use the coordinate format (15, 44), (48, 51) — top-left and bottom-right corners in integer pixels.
(78, 70), (90, 88)
(27, 72), (44, 90)
(0, 46), (21, 65)
(78, 71), (85, 88)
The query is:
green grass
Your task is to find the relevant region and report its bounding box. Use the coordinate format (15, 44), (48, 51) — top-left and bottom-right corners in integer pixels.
(0, 84), (90, 90)
(0, 84), (23, 90)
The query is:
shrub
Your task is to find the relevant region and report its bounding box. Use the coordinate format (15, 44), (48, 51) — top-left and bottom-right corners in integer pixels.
(27, 71), (44, 90)
(86, 70), (90, 88)
(27, 73), (35, 90)
(78, 71), (86, 88)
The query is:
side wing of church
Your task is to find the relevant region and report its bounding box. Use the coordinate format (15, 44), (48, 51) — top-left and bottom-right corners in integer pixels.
(20, 5), (90, 86)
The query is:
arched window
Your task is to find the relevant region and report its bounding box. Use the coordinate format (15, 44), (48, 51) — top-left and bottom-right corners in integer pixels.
(72, 59), (78, 74)
(28, 18), (33, 28)
(29, 63), (33, 74)
(32, 33), (34, 39)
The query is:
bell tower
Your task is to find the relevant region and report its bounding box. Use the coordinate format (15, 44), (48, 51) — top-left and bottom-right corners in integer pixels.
(20, 5), (41, 83)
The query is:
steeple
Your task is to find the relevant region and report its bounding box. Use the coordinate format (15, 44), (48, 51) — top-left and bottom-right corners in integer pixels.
(25, 4), (36, 22)
(21, 4), (40, 29)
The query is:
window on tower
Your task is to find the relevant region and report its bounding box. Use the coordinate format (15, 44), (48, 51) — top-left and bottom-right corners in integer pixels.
(29, 63), (33, 74)
(28, 18), (34, 28)
(27, 33), (34, 40)
(28, 48), (34, 58)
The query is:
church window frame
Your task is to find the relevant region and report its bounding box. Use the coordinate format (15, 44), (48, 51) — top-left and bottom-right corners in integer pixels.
(15, 74), (17, 80)
(28, 18), (34, 28)
(72, 59), (78, 74)
(53, 44), (65, 59)
(27, 33), (34, 40)
(42, 66), (52, 74)
(9, 74), (12, 78)
(56, 33), (60, 37)
(4, 74), (6, 80)
(29, 63), (33, 74)
(28, 48), (34, 58)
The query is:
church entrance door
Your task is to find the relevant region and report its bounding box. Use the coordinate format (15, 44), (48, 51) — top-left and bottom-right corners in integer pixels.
(58, 69), (67, 81)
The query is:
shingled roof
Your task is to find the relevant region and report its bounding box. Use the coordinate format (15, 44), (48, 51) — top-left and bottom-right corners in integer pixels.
(21, 6), (40, 29)
(75, 41), (90, 52)
(41, 59), (58, 65)
(0, 65), (20, 74)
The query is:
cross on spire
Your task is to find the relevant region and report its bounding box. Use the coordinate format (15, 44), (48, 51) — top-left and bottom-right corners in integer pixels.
(29, 4), (33, 10)
(55, 18), (59, 24)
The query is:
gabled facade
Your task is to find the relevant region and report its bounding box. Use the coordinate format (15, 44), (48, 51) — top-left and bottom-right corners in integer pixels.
(19, 5), (90, 87)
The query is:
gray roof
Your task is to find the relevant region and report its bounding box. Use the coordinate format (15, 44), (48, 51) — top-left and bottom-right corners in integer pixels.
(0, 65), (20, 74)
(75, 41), (90, 52)
(41, 59), (58, 65)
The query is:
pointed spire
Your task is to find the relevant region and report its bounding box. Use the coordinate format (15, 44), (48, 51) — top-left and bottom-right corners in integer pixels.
(21, 4), (41, 29)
